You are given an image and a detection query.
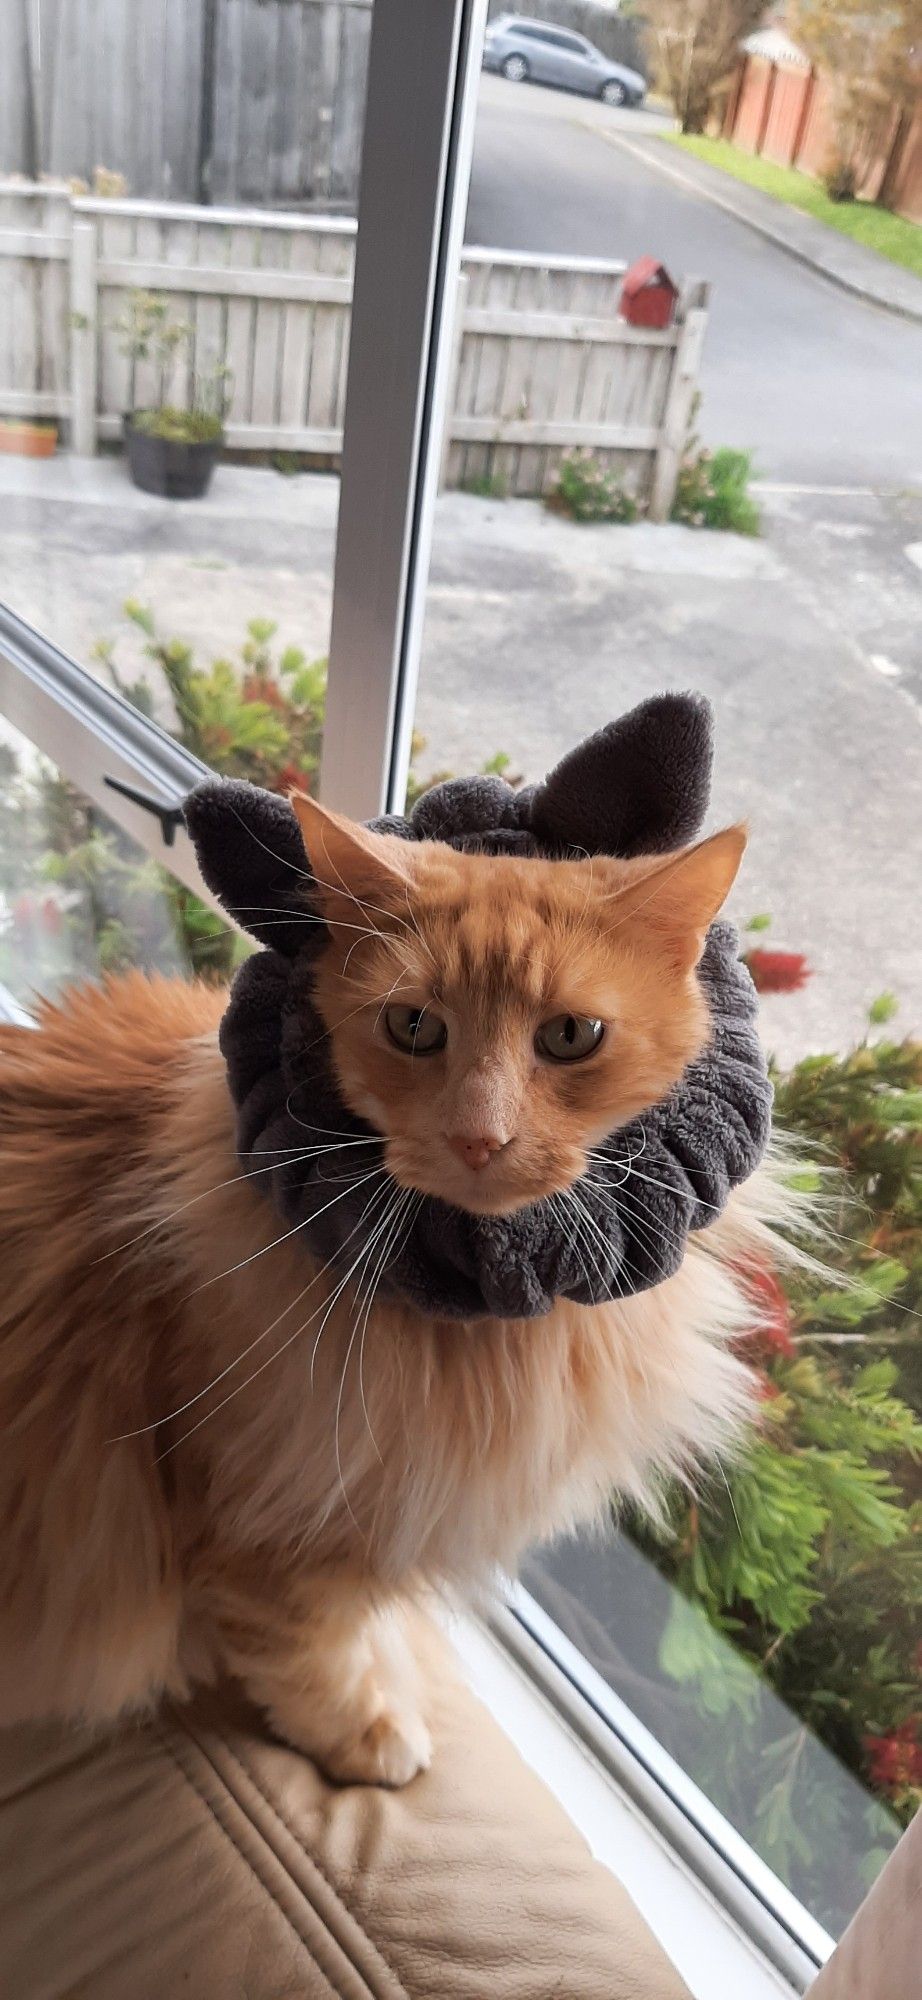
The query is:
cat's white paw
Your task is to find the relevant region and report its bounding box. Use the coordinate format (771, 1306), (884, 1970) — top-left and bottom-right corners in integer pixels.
(324, 1706), (433, 1788)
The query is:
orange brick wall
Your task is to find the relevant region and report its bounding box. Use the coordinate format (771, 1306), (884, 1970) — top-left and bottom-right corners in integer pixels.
(761, 67), (809, 167)
(722, 56), (922, 225)
(731, 57), (773, 153)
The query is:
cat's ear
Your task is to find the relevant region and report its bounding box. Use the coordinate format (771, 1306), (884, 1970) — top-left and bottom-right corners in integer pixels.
(290, 792), (415, 919)
(532, 692), (713, 859)
(183, 778), (311, 956)
(609, 824), (746, 972)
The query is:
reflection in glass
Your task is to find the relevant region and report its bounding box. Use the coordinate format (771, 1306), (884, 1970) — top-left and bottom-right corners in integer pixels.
(0, 716), (237, 1006)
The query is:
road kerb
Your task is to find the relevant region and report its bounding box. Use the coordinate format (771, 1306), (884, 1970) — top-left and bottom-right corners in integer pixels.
(583, 123), (922, 328)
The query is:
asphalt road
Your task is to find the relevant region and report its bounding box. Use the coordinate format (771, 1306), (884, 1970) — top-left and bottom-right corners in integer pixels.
(466, 76), (922, 488)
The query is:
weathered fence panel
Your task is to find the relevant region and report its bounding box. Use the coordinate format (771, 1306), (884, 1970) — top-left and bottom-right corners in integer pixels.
(445, 250), (676, 498)
(0, 185), (71, 419)
(0, 186), (708, 512)
(0, 0), (372, 208)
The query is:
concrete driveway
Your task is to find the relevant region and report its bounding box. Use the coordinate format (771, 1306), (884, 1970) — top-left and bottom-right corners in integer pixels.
(1, 456), (919, 1064)
(467, 75), (922, 488)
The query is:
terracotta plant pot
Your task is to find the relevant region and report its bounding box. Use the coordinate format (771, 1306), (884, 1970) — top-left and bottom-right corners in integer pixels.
(123, 415), (222, 499)
(0, 421), (58, 459)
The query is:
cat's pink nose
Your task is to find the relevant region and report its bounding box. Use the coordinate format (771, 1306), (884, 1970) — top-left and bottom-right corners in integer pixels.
(446, 1133), (506, 1172)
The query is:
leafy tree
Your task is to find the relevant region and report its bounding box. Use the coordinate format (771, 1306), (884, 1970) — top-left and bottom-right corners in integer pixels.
(643, 0), (771, 133)
(793, 0), (922, 204)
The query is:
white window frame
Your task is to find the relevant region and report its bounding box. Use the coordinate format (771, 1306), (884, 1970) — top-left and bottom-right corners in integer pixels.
(321, 0), (487, 818)
(0, 0), (840, 1982)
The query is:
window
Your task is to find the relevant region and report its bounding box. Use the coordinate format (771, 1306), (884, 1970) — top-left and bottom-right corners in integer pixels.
(1, 0), (918, 1983)
(0, 0), (377, 821)
(408, 2), (920, 1966)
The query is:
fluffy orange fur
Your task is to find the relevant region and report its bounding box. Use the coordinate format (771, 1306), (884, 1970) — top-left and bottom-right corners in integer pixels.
(0, 812), (776, 1784)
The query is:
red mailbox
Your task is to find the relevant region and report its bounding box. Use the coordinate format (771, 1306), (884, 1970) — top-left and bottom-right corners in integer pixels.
(618, 257), (679, 330)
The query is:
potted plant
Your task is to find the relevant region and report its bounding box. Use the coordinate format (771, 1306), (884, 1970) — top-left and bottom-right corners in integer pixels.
(0, 419), (58, 459)
(113, 291), (228, 499)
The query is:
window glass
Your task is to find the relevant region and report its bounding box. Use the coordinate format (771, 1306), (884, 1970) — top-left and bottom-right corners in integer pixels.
(414, 18), (922, 1937)
(0, 0), (373, 804)
(0, 713), (239, 1008)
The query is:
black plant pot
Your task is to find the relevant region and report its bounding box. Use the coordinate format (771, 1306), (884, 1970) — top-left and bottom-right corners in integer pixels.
(123, 415), (222, 499)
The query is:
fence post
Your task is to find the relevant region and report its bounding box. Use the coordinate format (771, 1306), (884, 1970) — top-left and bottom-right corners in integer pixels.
(649, 280), (708, 523)
(439, 271), (468, 492)
(69, 217), (98, 456)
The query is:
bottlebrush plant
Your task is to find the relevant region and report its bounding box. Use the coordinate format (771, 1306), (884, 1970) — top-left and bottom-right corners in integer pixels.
(628, 996), (922, 1911)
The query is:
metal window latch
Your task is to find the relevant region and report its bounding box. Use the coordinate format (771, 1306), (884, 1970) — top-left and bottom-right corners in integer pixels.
(103, 775), (186, 847)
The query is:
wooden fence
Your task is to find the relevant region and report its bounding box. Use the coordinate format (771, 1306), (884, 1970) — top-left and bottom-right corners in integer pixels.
(2, 0), (371, 207)
(722, 49), (922, 227)
(0, 184), (709, 514)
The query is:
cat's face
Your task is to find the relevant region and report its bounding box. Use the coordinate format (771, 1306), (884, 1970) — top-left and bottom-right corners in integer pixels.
(294, 796), (745, 1218)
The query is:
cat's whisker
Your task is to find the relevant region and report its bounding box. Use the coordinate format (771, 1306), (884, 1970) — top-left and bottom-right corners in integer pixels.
(308, 1178), (397, 1387)
(337, 1185), (416, 1500)
(107, 1173), (397, 1442)
(567, 1182), (639, 1303)
(183, 1162), (388, 1299)
(239, 1136), (381, 1157)
(713, 1455), (743, 1541)
(549, 1191), (595, 1299)
(371, 970), (415, 1037)
(231, 911), (385, 942)
(226, 804), (315, 884)
(222, 812), (420, 950)
(336, 1183), (421, 1524)
(152, 1178), (396, 1462)
(314, 829), (422, 939)
(595, 867), (700, 943)
(401, 878), (437, 968)
(309, 824), (433, 967)
(600, 1153), (724, 1217)
(584, 1174), (686, 1273)
(94, 1140), (378, 1262)
(555, 1186), (611, 1299)
(284, 964), (418, 1097)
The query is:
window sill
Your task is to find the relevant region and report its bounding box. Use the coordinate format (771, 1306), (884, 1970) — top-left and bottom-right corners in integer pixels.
(452, 1595), (831, 2000)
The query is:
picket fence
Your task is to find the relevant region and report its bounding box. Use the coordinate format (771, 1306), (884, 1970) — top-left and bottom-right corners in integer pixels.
(0, 183), (709, 514)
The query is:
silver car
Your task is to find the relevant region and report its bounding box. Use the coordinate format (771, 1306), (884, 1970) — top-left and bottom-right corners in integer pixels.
(482, 14), (646, 107)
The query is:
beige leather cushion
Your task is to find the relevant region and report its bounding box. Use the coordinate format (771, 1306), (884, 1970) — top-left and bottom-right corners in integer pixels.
(808, 1804), (922, 2000)
(0, 1677), (691, 2000)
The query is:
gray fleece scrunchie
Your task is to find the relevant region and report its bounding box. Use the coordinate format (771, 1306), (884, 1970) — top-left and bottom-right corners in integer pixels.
(184, 692), (772, 1321)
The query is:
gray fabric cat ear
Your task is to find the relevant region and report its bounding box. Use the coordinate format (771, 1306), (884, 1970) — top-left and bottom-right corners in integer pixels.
(530, 691), (714, 859)
(183, 779), (312, 956)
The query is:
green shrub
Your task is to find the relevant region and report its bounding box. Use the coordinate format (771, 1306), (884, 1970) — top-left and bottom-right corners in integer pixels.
(671, 444), (760, 535)
(130, 406), (223, 444)
(461, 472), (509, 500)
(628, 1020), (922, 1893)
(825, 157), (859, 203)
(548, 449), (639, 524)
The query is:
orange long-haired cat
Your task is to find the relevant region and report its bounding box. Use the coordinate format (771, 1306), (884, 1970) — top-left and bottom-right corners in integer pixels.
(0, 793), (775, 1786)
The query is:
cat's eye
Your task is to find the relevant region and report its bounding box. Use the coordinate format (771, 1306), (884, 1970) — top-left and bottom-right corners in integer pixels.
(384, 1005), (448, 1056)
(535, 1014), (604, 1063)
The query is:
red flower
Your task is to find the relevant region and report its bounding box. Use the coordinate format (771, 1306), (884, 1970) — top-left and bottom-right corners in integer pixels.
(11, 891), (35, 927)
(243, 674), (285, 709)
(864, 1720), (922, 1795)
(272, 764), (310, 797)
(744, 948), (811, 994)
(41, 895), (63, 937)
(736, 1260), (797, 1360)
